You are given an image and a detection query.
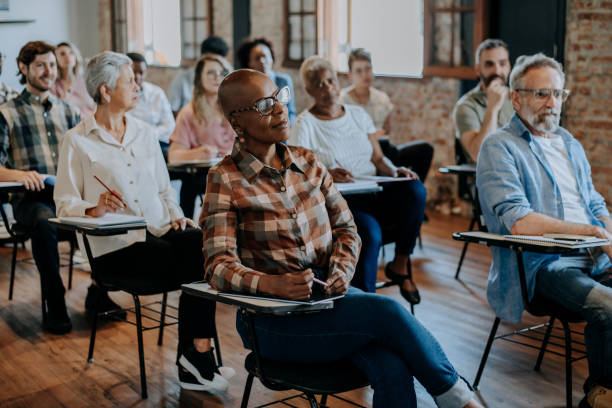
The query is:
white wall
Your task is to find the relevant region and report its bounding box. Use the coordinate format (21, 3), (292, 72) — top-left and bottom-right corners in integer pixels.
(0, 0), (99, 90)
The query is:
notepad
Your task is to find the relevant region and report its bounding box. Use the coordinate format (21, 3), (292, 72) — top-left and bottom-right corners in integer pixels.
(460, 231), (609, 249)
(58, 213), (146, 228)
(354, 175), (413, 183)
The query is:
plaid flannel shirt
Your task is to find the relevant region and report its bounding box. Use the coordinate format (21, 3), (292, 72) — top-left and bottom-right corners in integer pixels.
(201, 140), (361, 294)
(0, 89), (80, 174)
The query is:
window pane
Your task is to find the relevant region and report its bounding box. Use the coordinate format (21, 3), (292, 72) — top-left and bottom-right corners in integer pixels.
(181, 0), (193, 18)
(183, 45), (195, 60)
(288, 0), (301, 13)
(431, 12), (452, 65)
(289, 15), (302, 42)
(303, 40), (316, 58)
(196, 20), (208, 42)
(289, 42), (302, 60)
(182, 20), (195, 43)
(303, 14), (316, 41)
(303, 0), (316, 12)
(458, 11), (474, 66)
(195, 0), (207, 18)
(455, 0), (475, 7)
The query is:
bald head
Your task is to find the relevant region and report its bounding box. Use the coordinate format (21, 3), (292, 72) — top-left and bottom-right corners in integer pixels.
(218, 69), (274, 118)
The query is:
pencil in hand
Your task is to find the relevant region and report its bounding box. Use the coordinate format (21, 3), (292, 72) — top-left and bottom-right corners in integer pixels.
(93, 175), (127, 207)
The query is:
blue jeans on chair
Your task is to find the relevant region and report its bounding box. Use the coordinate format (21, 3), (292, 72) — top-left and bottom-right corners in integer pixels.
(535, 255), (612, 389)
(348, 180), (427, 292)
(236, 287), (472, 408)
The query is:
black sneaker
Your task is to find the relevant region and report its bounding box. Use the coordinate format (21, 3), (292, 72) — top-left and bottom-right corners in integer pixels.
(85, 285), (127, 320)
(178, 347), (229, 392)
(44, 296), (72, 335)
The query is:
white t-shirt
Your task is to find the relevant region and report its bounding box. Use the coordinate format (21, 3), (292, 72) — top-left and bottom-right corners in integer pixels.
(339, 86), (394, 130)
(128, 82), (175, 143)
(535, 135), (590, 224)
(289, 105), (377, 176)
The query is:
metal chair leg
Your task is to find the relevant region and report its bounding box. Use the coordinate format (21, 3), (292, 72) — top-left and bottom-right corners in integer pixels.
(157, 292), (167, 346)
(133, 295), (148, 399)
(240, 373), (255, 408)
(305, 392), (319, 408)
(474, 317), (501, 389)
(320, 394), (328, 406)
(68, 240), (75, 290)
(213, 329), (223, 367)
(9, 241), (17, 300)
(87, 287), (101, 363)
(417, 233), (423, 250)
(561, 319), (573, 408)
(534, 316), (555, 371)
(455, 217), (476, 279)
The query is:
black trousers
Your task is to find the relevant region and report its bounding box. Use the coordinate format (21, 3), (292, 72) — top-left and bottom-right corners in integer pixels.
(177, 173), (206, 219)
(13, 188), (73, 304)
(93, 227), (216, 360)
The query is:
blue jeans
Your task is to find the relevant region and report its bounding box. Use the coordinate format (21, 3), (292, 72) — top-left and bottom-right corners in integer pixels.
(236, 288), (471, 407)
(348, 180), (427, 292)
(535, 257), (612, 388)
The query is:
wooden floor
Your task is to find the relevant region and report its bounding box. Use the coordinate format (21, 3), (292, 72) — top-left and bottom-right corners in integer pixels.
(0, 212), (588, 407)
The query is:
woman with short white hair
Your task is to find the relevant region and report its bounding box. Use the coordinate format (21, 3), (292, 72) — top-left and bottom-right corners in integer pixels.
(54, 51), (233, 393)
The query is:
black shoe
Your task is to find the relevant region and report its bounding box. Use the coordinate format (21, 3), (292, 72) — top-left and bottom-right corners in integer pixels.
(85, 285), (127, 320)
(385, 263), (421, 305)
(44, 296), (72, 335)
(178, 347), (229, 392)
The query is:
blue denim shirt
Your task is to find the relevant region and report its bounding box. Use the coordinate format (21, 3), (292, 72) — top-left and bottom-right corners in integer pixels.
(477, 113), (611, 323)
(269, 71), (297, 125)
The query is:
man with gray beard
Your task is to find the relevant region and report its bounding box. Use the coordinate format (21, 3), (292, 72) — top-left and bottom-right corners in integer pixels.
(477, 53), (612, 408)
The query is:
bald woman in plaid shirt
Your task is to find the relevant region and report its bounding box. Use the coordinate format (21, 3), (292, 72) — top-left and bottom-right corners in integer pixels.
(201, 69), (482, 408)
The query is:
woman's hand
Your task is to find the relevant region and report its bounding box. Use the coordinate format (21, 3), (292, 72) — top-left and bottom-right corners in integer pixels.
(329, 168), (354, 183)
(171, 217), (197, 231)
(85, 191), (126, 217)
(395, 166), (419, 180)
(324, 272), (349, 295)
(194, 145), (219, 160)
(258, 270), (314, 300)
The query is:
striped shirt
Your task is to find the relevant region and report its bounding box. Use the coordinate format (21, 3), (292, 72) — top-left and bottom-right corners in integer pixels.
(201, 140), (361, 294)
(0, 89), (80, 175)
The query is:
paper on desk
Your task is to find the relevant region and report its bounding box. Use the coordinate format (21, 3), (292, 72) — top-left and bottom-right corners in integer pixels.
(59, 213), (146, 227)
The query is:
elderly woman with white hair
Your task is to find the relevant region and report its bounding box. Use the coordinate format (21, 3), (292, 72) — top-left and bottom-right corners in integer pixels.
(54, 51), (233, 393)
(289, 56), (427, 306)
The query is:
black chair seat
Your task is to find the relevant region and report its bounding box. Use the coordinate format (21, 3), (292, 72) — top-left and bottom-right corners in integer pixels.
(94, 272), (183, 296)
(244, 352), (370, 396)
(527, 296), (584, 322)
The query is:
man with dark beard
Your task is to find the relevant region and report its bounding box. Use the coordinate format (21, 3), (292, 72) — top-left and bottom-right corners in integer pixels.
(0, 41), (81, 334)
(477, 53), (612, 408)
(452, 39), (514, 162)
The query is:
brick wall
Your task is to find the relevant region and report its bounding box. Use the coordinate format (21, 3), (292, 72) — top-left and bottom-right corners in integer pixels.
(563, 0), (612, 209)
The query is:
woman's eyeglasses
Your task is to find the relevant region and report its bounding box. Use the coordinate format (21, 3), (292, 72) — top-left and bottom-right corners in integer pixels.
(229, 86), (291, 117)
(206, 69), (229, 79)
(515, 88), (570, 102)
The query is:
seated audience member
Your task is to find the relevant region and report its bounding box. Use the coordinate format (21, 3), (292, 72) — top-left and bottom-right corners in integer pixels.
(54, 51), (233, 392)
(169, 55), (235, 219)
(0, 41), (81, 334)
(339, 48), (433, 181)
(236, 37), (297, 124)
(202, 68), (482, 408)
(453, 39), (514, 162)
(127, 52), (175, 153)
(290, 56), (426, 305)
(168, 36), (230, 115)
(477, 53), (612, 407)
(0, 51), (19, 104)
(52, 42), (96, 117)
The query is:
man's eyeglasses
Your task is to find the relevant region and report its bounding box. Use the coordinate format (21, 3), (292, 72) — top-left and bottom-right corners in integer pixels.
(515, 88), (570, 102)
(229, 86), (291, 117)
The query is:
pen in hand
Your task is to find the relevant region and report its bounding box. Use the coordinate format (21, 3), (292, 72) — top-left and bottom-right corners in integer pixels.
(312, 277), (329, 287)
(93, 175), (127, 207)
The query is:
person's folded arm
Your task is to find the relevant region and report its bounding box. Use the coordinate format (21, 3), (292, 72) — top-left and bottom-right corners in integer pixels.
(319, 162), (361, 282)
(201, 169), (266, 293)
(54, 132), (98, 216)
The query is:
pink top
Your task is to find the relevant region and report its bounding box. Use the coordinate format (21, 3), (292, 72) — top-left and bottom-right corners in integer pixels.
(170, 102), (236, 154)
(52, 75), (96, 118)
